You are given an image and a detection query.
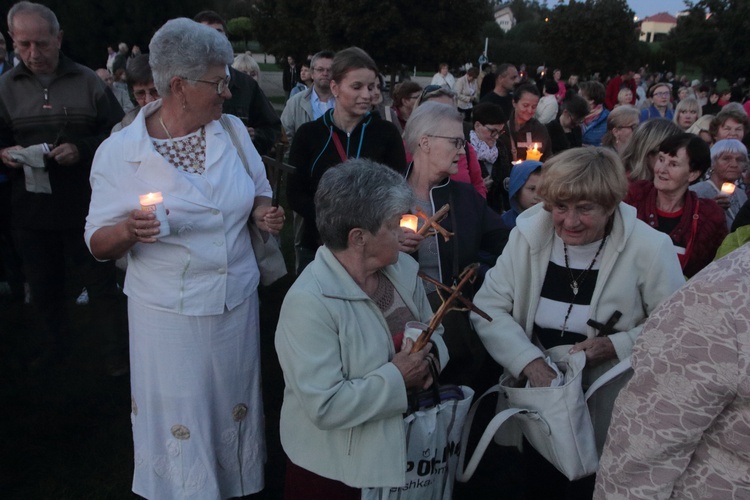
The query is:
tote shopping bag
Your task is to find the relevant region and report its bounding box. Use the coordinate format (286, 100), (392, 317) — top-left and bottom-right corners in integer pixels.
(456, 346), (632, 482)
(362, 386), (474, 500)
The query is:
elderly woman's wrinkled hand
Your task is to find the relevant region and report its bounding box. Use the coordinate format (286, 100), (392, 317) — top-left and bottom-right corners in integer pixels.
(569, 336), (617, 367)
(522, 357), (558, 387)
(392, 339), (434, 390)
(127, 209), (160, 243)
(253, 205), (285, 235)
(714, 195), (731, 210)
(399, 228), (424, 254)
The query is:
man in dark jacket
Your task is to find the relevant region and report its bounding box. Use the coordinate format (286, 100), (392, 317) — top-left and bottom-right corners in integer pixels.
(194, 10), (281, 156)
(0, 1), (125, 370)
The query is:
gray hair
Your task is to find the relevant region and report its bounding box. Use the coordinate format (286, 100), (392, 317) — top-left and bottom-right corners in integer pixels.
(311, 50), (335, 70)
(8, 1), (59, 35)
(403, 101), (463, 155)
(149, 18), (233, 96)
(315, 159), (413, 251)
(710, 139), (748, 163)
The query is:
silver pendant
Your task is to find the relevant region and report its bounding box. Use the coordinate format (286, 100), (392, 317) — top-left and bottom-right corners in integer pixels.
(571, 281), (579, 296)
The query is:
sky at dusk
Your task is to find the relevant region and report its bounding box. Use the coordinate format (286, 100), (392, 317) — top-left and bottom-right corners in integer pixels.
(628, 0), (690, 19)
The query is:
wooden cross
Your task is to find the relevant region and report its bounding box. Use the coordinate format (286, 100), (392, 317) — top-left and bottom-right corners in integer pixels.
(261, 129), (295, 207)
(415, 204), (454, 242)
(411, 264), (492, 353)
(587, 310), (623, 337)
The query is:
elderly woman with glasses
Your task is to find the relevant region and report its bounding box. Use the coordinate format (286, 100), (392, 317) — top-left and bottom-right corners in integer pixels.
(401, 102), (508, 387)
(287, 46), (406, 275)
(85, 19), (284, 499)
(690, 139), (749, 229)
(111, 54), (159, 133)
(276, 159), (447, 498)
(600, 105), (640, 155)
(472, 148), (683, 497)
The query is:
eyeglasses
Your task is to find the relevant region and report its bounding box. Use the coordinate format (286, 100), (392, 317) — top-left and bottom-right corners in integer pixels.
(482, 124), (502, 138)
(313, 66), (332, 74)
(427, 135), (466, 150)
(133, 87), (159, 101)
(616, 124), (637, 131)
(652, 91), (670, 98)
(183, 76), (231, 95)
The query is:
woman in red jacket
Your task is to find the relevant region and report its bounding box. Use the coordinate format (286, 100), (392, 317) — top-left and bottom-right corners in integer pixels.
(625, 133), (726, 278)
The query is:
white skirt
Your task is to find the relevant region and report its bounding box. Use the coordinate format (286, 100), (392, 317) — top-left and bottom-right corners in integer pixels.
(128, 293), (265, 499)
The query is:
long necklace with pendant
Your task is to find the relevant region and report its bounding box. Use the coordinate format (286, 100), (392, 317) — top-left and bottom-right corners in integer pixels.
(560, 236), (607, 335)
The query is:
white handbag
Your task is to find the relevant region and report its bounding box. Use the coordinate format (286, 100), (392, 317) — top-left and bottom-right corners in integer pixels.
(456, 346), (632, 482)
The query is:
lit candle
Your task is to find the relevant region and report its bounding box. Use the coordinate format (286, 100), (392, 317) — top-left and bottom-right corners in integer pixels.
(400, 214), (418, 232)
(526, 143), (543, 161)
(721, 182), (736, 195)
(138, 191), (170, 237)
(512, 160), (524, 166)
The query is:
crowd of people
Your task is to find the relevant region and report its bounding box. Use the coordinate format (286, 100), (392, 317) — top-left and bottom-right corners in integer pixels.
(2, 1), (750, 499)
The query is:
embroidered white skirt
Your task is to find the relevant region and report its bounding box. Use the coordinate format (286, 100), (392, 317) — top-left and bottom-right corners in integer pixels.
(128, 293), (265, 499)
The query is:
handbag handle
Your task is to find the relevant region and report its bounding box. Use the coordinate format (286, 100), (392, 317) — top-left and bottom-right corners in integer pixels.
(584, 357), (632, 402)
(456, 385), (534, 483)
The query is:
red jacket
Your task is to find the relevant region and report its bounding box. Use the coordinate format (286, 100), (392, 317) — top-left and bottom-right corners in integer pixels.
(625, 180), (727, 278)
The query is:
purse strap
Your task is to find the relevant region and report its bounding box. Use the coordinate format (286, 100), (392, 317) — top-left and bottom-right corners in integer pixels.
(219, 114), (252, 177)
(456, 384), (530, 483)
(329, 129), (348, 163)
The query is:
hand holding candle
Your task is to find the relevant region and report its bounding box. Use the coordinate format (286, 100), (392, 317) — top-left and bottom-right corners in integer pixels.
(400, 214), (418, 232)
(525, 143), (542, 161)
(139, 192), (170, 237)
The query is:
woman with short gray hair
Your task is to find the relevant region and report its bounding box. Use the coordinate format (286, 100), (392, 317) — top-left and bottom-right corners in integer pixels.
(276, 159), (447, 498)
(85, 17), (284, 499)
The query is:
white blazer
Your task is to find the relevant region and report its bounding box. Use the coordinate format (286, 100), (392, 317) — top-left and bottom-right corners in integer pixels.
(85, 100), (273, 315)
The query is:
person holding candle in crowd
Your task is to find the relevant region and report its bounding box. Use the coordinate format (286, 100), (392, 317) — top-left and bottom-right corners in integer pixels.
(505, 83), (551, 161)
(287, 46), (406, 275)
(276, 159), (447, 498)
(625, 133), (726, 278)
(690, 139), (749, 229)
(84, 19), (284, 499)
(471, 147), (684, 498)
(400, 102), (507, 387)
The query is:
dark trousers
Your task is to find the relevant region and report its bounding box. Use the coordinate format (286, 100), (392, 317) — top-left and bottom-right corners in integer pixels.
(14, 228), (124, 358)
(522, 437), (595, 500)
(0, 181), (24, 298)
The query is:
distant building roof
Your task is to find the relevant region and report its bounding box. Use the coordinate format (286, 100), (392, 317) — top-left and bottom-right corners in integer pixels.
(642, 12), (677, 24)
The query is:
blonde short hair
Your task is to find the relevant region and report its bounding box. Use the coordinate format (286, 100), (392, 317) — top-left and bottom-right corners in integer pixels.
(538, 147), (628, 212)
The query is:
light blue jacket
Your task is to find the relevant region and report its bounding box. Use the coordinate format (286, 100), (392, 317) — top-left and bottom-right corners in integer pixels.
(275, 247), (448, 487)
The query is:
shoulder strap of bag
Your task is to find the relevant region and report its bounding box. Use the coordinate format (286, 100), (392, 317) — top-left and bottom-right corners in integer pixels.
(584, 357), (632, 402)
(455, 385), (531, 483)
(219, 114), (251, 177)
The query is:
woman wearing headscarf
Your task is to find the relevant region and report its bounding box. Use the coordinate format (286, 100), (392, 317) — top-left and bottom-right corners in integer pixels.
(85, 19), (284, 499)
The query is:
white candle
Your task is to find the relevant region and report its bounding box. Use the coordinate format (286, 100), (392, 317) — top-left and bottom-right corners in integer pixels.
(400, 214), (418, 232)
(721, 182), (736, 195)
(139, 191), (170, 237)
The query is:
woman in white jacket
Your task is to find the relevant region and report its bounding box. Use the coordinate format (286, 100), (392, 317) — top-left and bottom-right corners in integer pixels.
(471, 147), (684, 499)
(275, 159), (448, 498)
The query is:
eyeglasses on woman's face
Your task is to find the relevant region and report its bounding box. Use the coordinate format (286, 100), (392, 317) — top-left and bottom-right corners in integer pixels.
(183, 75), (231, 95)
(482, 124), (503, 138)
(427, 135), (466, 150)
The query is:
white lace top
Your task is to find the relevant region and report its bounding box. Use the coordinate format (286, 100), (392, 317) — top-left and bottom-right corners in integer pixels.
(152, 127), (207, 174)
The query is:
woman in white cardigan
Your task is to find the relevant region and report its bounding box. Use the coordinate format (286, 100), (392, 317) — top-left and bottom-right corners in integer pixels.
(85, 19), (284, 499)
(471, 147), (684, 499)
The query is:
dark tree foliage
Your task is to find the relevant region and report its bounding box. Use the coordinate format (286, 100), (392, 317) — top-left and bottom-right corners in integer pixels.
(252, 0), (492, 76)
(663, 0), (750, 82)
(20, 0), (215, 69)
(539, 0), (639, 78)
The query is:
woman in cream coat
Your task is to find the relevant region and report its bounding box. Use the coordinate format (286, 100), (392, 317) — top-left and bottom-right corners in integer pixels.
(276, 159), (448, 498)
(471, 147), (684, 498)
